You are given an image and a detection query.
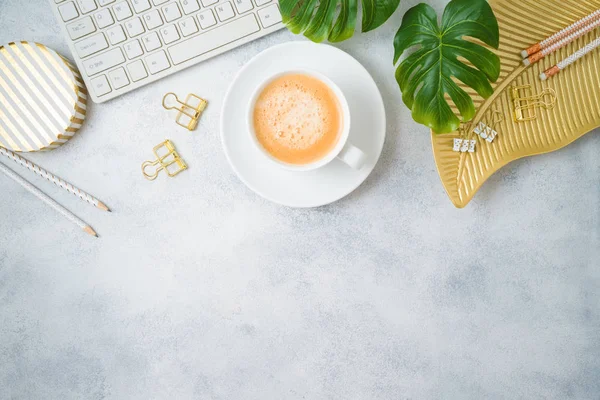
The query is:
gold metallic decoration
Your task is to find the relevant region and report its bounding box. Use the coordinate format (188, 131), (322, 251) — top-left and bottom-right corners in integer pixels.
(0, 41), (87, 152)
(511, 85), (556, 122)
(142, 140), (188, 181)
(431, 0), (600, 208)
(162, 92), (207, 131)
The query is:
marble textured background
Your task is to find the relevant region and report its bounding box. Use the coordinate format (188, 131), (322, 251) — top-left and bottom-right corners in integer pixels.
(1, 0), (599, 399)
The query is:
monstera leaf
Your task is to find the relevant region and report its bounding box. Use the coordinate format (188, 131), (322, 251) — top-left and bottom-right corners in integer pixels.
(393, 0), (501, 134)
(279, 0), (401, 43)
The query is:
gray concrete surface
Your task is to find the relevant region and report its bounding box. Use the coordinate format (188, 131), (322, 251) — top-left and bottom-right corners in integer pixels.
(1, 0), (599, 398)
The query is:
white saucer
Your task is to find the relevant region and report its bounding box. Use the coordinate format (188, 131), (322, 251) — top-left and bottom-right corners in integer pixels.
(220, 42), (386, 208)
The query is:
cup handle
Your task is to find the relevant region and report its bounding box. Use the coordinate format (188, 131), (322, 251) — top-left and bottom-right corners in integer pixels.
(336, 142), (367, 170)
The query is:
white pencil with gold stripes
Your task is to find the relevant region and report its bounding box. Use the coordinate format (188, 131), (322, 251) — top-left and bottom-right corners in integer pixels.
(0, 160), (97, 237)
(0, 146), (110, 211)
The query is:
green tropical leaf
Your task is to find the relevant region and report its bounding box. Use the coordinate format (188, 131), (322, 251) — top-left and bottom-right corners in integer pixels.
(393, 0), (500, 134)
(279, 0), (401, 43)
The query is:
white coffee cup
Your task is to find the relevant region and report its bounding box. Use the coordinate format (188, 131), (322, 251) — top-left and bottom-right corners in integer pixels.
(247, 69), (367, 172)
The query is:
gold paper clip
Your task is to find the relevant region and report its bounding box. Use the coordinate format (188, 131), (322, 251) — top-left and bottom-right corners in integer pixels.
(162, 92), (208, 131)
(142, 140), (187, 181)
(511, 85), (556, 122)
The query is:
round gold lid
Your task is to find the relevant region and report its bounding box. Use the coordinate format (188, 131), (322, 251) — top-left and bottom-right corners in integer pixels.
(0, 41), (87, 152)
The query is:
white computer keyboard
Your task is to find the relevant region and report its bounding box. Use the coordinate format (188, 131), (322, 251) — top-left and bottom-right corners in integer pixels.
(48, 0), (284, 103)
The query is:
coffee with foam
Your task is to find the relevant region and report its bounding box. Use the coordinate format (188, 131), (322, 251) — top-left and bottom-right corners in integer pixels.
(252, 73), (343, 165)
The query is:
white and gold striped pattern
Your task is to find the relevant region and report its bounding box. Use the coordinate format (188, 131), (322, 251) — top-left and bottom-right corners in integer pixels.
(0, 41), (87, 152)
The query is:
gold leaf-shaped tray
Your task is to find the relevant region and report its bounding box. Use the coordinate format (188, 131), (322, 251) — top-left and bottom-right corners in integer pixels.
(432, 0), (599, 208)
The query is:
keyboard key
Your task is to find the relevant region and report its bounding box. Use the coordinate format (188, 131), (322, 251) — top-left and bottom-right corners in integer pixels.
(58, 2), (79, 21)
(197, 9), (216, 29)
(75, 33), (108, 57)
(90, 74), (111, 96)
(127, 60), (148, 81)
(124, 40), (144, 59)
(233, 0), (253, 13)
(67, 16), (96, 40)
(106, 25), (126, 44)
(169, 14), (259, 64)
(257, 4), (281, 27)
(215, 2), (235, 21)
(145, 50), (170, 74)
(180, 0), (199, 15)
(141, 32), (161, 51)
(143, 9), (163, 29)
(108, 67), (130, 88)
(125, 17), (145, 36)
(77, 0), (98, 13)
(94, 8), (114, 28)
(160, 25), (180, 44)
(112, 1), (132, 20)
(131, 0), (151, 13)
(53, 0), (283, 101)
(179, 17), (198, 36)
(162, 3), (182, 22)
(84, 48), (125, 75)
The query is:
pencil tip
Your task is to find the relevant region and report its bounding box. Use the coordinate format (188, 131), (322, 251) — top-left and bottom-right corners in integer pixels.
(84, 226), (98, 237)
(97, 201), (111, 212)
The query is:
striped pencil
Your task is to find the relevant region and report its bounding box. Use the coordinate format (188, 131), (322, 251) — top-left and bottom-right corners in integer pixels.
(521, 9), (600, 58)
(0, 147), (110, 212)
(523, 18), (600, 66)
(540, 36), (600, 80)
(0, 160), (97, 237)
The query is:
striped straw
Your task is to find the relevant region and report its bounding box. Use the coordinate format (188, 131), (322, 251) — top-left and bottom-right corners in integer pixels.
(541, 36), (600, 80)
(523, 18), (600, 66)
(521, 10), (600, 58)
(0, 147), (110, 212)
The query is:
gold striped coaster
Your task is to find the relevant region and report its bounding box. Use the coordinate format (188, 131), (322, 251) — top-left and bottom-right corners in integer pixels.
(0, 41), (87, 152)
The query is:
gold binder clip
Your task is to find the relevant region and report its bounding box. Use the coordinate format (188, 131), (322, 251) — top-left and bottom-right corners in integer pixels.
(453, 123), (476, 153)
(474, 110), (504, 142)
(162, 92), (208, 131)
(142, 140), (187, 181)
(511, 85), (556, 122)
